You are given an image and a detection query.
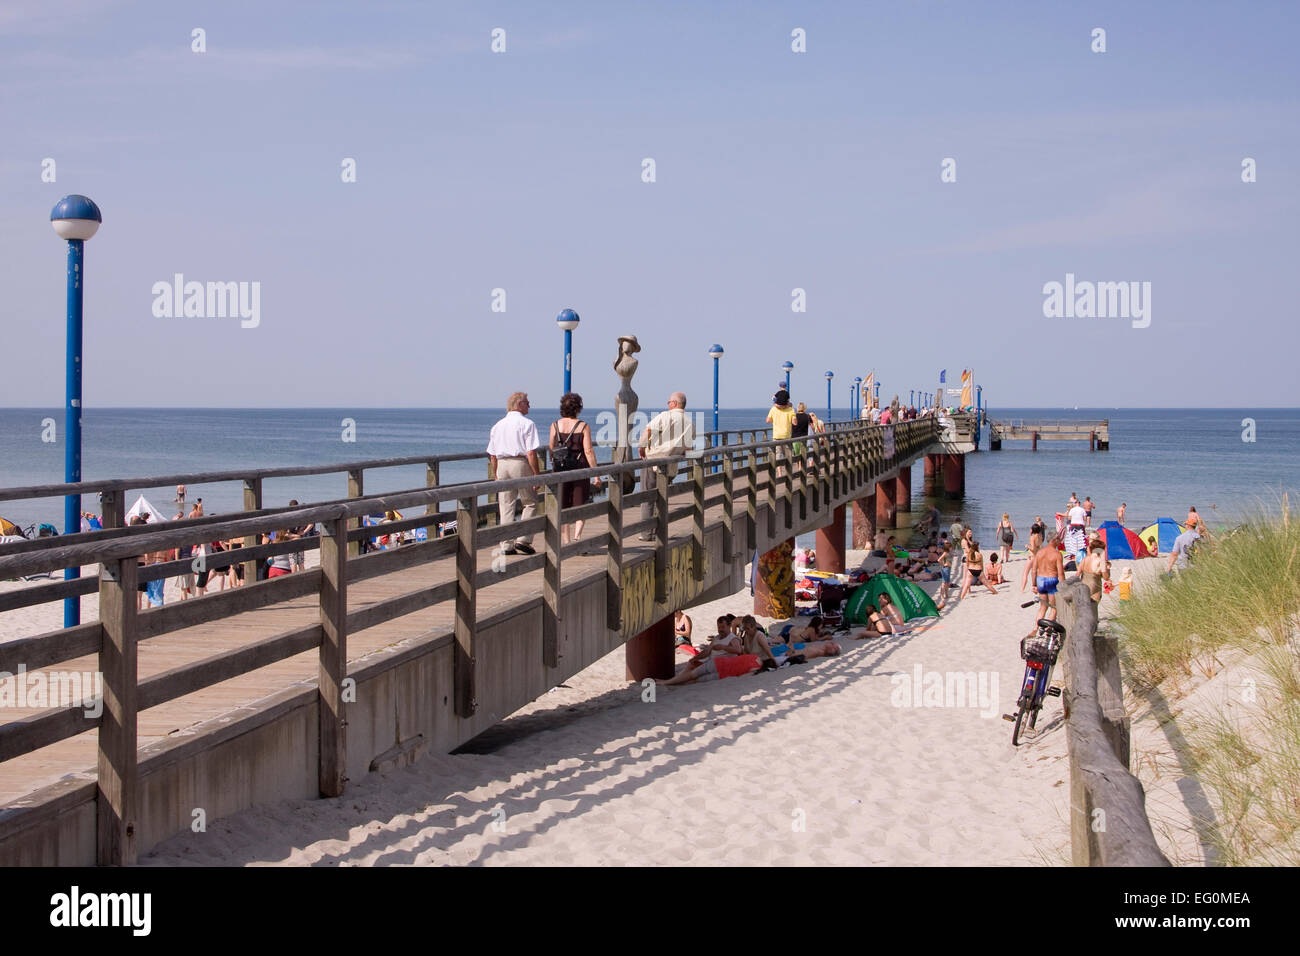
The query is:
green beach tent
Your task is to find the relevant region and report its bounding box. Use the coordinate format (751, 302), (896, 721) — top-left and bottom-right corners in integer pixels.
(846, 573), (940, 625)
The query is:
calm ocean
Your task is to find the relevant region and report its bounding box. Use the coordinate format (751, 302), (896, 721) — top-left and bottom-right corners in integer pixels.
(2, 408), (1297, 548)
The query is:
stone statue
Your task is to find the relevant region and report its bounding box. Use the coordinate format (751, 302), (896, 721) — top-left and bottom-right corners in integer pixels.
(612, 335), (641, 492)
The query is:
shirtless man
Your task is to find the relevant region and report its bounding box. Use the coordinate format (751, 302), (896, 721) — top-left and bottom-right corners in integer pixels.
(1030, 538), (1065, 621)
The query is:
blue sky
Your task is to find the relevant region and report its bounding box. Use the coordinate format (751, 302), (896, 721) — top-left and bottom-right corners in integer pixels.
(1, 0), (1297, 411)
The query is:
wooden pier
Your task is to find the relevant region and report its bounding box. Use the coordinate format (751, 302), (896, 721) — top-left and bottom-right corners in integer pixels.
(989, 419), (1109, 451)
(0, 414), (975, 864)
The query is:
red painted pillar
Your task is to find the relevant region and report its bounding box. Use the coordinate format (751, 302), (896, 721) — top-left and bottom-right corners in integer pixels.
(1089, 430), (1096, 452)
(923, 454), (939, 496)
(1032, 431), (1039, 452)
(851, 494), (875, 549)
(815, 504), (846, 574)
(876, 478), (897, 528)
(625, 615), (675, 681)
(755, 537), (796, 618)
(942, 454), (965, 499)
(895, 465), (911, 516)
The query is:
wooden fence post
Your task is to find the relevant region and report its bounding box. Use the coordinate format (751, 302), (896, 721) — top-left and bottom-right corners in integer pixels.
(318, 516), (348, 797)
(243, 476), (263, 579)
(454, 497), (478, 717)
(485, 460), (499, 527)
(746, 448), (758, 556)
(543, 488), (561, 668)
(101, 489), (126, 529)
(765, 449), (777, 541)
(97, 556), (139, 866)
(606, 469), (624, 631)
(425, 460), (440, 519)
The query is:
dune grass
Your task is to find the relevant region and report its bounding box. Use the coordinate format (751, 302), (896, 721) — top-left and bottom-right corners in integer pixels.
(1116, 497), (1300, 690)
(1116, 496), (1300, 865)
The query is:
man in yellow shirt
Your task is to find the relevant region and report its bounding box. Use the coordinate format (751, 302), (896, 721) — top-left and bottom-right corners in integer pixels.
(767, 389), (796, 476)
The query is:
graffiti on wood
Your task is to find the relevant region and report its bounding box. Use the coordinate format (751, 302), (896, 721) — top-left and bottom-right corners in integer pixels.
(620, 542), (710, 637)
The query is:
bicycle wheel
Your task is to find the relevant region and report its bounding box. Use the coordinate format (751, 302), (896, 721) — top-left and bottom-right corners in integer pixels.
(1012, 703), (1030, 746)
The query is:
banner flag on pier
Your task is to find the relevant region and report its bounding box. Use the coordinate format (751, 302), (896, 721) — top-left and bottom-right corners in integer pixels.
(864, 371), (875, 408)
(939, 369), (946, 383)
(960, 369), (972, 409)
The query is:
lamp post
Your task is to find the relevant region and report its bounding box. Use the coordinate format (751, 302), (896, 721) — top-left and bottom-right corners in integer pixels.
(852, 377), (862, 419)
(556, 308), (580, 394)
(781, 360), (793, 391)
(874, 381), (880, 408)
(708, 344), (724, 441)
(910, 389), (914, 407)
(51, 194), (102, 628)
(824, 370), (833, 421)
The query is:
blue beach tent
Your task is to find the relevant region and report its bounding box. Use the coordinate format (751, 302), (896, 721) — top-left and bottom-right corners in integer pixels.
(1096, 520), (1151, 560)
(1138, 517), (1184, 555)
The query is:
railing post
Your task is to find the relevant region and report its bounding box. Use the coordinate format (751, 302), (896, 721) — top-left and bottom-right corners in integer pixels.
(101, 489), (126, 529)
(691, 457), (705, 581)
(764, 446), (777, 541)
(746, 447), (758, 557)
(799, 440), (811, 520)
(543, 487), (561, 668)
(97, 555), (139, 866)
(485, 460), (499, 527)
(654, 468), (669, 603)
(722, 451), (735, 564)
(346, 469), (364, 557)
(425, 460), (440, 520)
(454, 496), (478, 717)
(318, 516), (348, 797)
(242, 476), (263, 582)
(606, 468), (624, 631)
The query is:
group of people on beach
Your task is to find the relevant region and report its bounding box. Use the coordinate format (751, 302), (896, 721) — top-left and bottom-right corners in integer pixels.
(662, 610), (844, 684)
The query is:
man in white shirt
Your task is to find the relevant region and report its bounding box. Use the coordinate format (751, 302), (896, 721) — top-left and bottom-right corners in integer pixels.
(1065, 501), (1088, 564)
(637, 392), (695, 540)
(486, 391), (541, 555)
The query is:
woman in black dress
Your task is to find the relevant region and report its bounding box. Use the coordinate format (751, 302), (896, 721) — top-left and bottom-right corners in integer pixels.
(549, 392), (602, 544)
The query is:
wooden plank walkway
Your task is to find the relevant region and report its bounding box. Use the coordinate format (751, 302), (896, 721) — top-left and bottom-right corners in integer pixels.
(0, 503), (717, 805)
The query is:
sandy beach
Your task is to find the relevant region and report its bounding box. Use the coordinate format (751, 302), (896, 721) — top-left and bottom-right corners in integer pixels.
(131, 548), (1083, 865)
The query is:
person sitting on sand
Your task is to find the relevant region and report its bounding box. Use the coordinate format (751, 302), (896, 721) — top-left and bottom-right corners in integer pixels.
(734, 615), (780, 666)
(877, 593), (909, 630)
(674, 610), (693, 647)
(656, 643), (765, 685)
(786, 615), (832, 644)
(858, 603), (892, 637)
(986, 552), (1004, 586)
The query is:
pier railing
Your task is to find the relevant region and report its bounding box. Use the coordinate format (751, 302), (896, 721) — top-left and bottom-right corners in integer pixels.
(0, 416), (940, 863)
(1059, 581), (1169, 866)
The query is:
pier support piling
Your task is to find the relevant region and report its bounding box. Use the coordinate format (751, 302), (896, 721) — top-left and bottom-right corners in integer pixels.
(754, 537), (796, 619)
(876, 479), (897, 529)
(942, 454), (965, 499)
(851, 494), (875, 549)
(895, 465), (911, 516)
(815, 504), (846, 574)
(923, 454), (940, 495)
(625, 615), (675, 682)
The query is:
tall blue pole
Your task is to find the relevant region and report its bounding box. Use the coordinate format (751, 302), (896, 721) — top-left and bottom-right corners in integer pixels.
(563, 328), (573, 394)
(64, 238), (84, 627)
(825, 374), (833, 422)
(712, 357), (720, 438)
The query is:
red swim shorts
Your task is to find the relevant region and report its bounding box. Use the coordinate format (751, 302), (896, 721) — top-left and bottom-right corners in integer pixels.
(714, 654), (760, 680)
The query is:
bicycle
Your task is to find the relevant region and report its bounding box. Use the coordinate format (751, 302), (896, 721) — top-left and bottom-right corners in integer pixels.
(1003, 618), (1067, 746)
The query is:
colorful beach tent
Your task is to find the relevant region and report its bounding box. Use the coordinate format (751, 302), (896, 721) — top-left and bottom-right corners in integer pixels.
(1096, 520), (1151, 560)
(1138, 518), (1184, 555)
(0, 515), (23, 537)
(126, 495), (166, 525)
(845, 573), (940, 624)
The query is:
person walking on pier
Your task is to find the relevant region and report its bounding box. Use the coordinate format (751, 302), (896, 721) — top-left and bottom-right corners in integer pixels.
(549, 392), (601, 544)
(637, 392), (695, 539)
(487, 391), (542, 555)
(766, 389), (796, 477)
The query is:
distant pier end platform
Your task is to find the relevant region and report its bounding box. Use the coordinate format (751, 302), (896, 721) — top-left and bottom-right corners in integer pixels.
(989, 419), (1109, 451)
